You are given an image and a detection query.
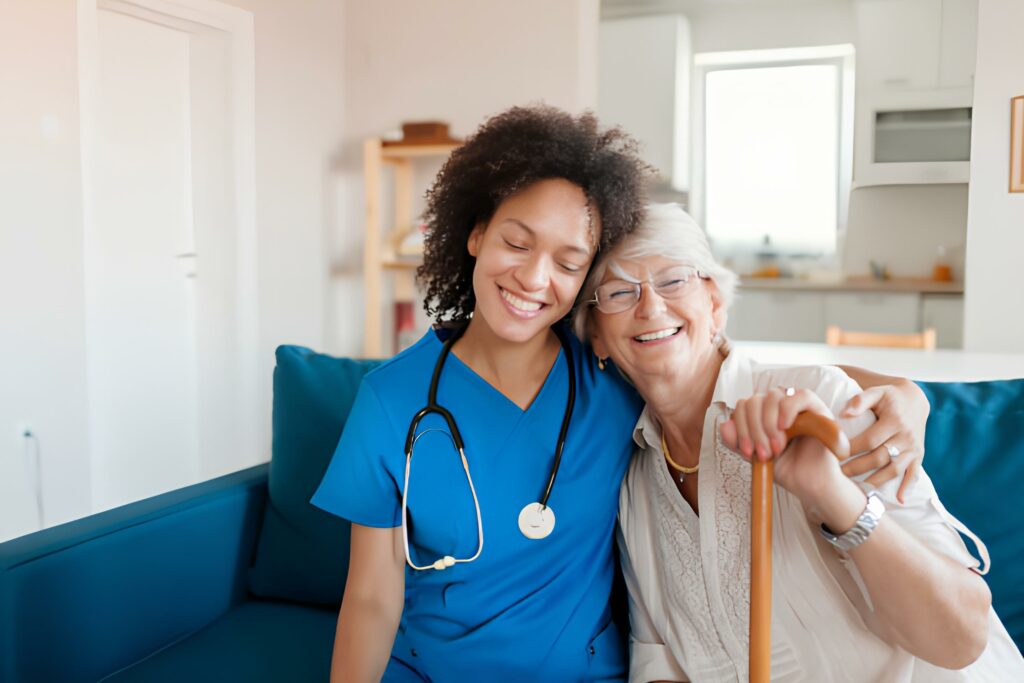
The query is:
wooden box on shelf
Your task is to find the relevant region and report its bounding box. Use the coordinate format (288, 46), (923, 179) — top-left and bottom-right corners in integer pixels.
(381, 121), (460, 147)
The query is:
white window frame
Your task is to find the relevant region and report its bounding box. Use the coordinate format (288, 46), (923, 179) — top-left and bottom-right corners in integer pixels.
(690, 44), (855, 257)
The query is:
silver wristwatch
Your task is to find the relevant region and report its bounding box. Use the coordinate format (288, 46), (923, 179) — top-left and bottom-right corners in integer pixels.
(820, 491), (886, 552)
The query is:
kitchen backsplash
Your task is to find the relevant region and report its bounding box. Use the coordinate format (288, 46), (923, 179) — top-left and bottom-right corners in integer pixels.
(842, 184), (968, 281)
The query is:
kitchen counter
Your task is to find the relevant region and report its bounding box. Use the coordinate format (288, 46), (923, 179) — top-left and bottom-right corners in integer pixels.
(739, 276), (963, 294)
(734, 341), (1024, 381)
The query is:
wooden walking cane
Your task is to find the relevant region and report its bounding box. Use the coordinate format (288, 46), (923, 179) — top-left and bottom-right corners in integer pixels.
(749, 411), (851, 683)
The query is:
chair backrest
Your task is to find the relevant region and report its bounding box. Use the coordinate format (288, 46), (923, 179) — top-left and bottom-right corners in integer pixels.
(826, 325), (937, 350)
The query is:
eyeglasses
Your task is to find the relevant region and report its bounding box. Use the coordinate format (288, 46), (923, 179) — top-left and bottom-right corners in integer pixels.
(589, 265), (708, 314)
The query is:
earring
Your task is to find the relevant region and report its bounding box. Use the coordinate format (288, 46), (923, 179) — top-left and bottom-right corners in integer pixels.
(597, 356), (607, 371)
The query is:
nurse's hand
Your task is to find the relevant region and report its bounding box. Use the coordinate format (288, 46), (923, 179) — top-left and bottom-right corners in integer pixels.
(837, 377), (928, 504)
(719, 369), (930, 504)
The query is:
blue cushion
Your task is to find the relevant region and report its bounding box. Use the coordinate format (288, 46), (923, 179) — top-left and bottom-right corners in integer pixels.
(247, 346), (383, 606)
(917, 379), (1024, 652)
(100, 599), (337, 682)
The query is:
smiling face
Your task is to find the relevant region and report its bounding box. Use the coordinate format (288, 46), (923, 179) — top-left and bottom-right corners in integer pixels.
(466, 178), (598, 345)
(589, 255), (725, 385)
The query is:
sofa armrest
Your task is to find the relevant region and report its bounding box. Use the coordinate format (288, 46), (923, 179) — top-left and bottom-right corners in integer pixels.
(0, 463), (269, 683)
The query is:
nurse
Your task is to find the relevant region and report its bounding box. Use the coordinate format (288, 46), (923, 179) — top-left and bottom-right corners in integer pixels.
(311, 105), (929, 682)
(314, 106), (650, 682)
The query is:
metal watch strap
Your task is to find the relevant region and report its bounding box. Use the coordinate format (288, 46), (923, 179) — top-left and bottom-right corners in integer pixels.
(820, 491), (886, 552)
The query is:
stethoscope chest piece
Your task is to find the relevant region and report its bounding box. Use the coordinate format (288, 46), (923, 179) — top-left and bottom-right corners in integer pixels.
(518, 502), (556, 540)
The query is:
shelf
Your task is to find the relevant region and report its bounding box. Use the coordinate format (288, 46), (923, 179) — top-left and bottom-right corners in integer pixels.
(363, 136), (457, 357)
(380, 143), (460, 160)
(381, 256), (422, 270)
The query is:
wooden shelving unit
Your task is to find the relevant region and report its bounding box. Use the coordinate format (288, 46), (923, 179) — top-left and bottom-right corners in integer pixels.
(363, 138), (459, 357)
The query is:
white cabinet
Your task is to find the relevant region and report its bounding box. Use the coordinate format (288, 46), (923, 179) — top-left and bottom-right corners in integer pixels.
(938, 0), (979, 89)
(855, 0), (977, 91)
(825, 292), (921, 333)
(856, 0), (943, 91)
(853, 0), (978, 185)
(729, 288), (964, 348)
(921, 294), (964, 348)
(728, 291), (826, 342)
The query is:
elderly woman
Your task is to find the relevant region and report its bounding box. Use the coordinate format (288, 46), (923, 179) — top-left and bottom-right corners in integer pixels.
(575, 203), (1024, 682)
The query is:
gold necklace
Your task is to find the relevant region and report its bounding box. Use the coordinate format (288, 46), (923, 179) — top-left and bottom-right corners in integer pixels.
(661, 432), (699, 475)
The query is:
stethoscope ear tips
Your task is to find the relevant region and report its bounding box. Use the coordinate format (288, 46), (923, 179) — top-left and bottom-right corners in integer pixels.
(432, 555), (457, 571)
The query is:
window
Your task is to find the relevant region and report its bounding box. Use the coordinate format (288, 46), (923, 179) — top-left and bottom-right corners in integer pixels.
(693, 45), (854, 257)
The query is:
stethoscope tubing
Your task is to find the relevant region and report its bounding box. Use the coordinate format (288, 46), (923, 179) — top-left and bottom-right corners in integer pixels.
(401, 324), (576, 570)
(539, 327), (575, 509)
(401, 429), (484, 571)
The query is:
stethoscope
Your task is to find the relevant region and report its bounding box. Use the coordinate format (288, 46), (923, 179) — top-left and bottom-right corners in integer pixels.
(401, 324), (576, 571)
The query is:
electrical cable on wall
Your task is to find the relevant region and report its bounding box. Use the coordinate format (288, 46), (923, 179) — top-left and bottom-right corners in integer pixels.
(23, 428), (45, 529)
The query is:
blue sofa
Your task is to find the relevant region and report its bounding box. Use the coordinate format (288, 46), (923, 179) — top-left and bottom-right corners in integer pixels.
(2, 346), (1022, 682)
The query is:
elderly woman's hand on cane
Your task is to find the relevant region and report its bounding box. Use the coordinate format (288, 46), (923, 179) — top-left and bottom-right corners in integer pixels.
(722, 388), (856, 683)
(723, 388), (853, 503)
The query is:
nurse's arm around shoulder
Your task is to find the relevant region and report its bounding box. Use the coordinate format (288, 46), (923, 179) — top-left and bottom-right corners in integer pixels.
(330, 523), (405, 683)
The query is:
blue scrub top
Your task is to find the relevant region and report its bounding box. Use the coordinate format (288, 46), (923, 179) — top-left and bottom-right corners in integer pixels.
(312, 326), (642, 682)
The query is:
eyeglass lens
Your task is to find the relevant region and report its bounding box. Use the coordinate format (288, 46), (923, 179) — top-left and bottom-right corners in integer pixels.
(595, 266), (699, 313)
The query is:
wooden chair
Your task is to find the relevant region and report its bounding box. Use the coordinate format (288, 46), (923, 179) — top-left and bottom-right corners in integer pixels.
(826, 325), (937, 350)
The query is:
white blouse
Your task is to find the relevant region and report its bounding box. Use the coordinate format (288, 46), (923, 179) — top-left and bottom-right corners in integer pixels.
(618, 349), (1024, 683)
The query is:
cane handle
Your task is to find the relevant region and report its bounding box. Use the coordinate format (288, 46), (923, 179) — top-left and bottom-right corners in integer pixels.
(784, 411), (850, 459)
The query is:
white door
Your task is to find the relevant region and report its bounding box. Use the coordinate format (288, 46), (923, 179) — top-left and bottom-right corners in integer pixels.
(86, 10), (200, 510)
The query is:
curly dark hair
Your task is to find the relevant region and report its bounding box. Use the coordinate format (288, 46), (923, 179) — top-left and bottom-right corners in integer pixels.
(417, 105), (652, 323)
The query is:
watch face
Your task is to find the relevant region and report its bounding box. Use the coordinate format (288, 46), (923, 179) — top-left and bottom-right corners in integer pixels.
(866, 491), (886, 517)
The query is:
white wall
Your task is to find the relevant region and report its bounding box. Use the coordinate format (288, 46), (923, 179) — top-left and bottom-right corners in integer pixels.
(0, 0), (93, 539)
(218, 0), (345, 473)
(963, 0), (1024, 352)
(599, 14), (690, 190)
(328, 0), (601, 357)
(220, 0), (343, 363)
(0, 0), (346, 540)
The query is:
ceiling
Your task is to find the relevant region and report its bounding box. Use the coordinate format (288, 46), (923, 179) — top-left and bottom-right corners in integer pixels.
(601, 0), (849, 19)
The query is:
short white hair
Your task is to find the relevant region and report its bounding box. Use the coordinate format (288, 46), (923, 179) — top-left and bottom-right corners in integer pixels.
(573, 202), (738, 340)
